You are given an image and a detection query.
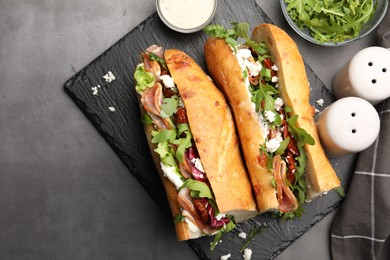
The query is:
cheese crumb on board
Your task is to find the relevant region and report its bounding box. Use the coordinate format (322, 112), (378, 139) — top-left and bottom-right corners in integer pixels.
(103, 71), (116, 83)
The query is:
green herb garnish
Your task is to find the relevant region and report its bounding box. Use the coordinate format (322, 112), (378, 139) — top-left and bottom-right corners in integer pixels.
(240, 226), (267, 252)
(334, 186), (346, 198)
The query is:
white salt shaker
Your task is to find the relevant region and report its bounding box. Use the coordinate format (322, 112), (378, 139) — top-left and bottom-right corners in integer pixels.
(316, 97), (380, 158)
(333, 46), (390, 105)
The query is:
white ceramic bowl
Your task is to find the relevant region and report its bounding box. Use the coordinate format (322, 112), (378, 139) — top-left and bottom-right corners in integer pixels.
(280, 0), (389, 46)
(156, 0), (218, 33)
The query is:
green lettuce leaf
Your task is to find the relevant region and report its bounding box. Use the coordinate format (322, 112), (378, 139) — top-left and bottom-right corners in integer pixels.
(134, 65), (156, 93)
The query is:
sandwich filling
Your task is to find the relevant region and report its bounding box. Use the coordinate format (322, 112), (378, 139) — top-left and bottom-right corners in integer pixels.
(205, 23), (315, 219)
(134, 45), (235, 239)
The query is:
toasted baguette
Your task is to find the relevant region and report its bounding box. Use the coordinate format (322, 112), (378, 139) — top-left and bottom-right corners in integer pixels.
(204, 24), (340, 213)
(164, 49), (258, 221)
(251, 24), (340, 199)
(204, 38), (278, 212)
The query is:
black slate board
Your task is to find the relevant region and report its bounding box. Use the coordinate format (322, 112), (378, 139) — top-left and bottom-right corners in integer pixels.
(64, 1), (357, 259)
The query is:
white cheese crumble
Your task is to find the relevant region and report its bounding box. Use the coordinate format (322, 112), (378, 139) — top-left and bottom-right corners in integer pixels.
(244, 59), (262, 77)
(315, 108), (320, 113)
(238, 232), (247, 239)
(108, 106), (116, 112)
(191, 158), (205, 173)
(91, 85), (101, 95)
(265, 132), (283, 153)
(238, 48), (252, 59)
(316, 98), (324, 107)
(103, 71), (116, 83)
(271, 64), (278, 71)
(271, 76), (278, 83)
(243, 248), (252, 260)
(264, 110), (277, 123)
(220, 253), (231, 260)
(160, 162), (183, 189)
(274, 97), (284, 111)
(215, 213), (226, 221)
(160, 74), (176, 89)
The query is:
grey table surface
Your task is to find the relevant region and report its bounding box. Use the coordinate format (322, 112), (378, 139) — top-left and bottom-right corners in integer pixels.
(0, 0), (378, 259)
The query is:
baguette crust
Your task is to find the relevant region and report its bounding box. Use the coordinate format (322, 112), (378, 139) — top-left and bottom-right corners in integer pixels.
(165, 49), (258, 222)
(252, 24), (340, 199)
(204, 38), (278, 213)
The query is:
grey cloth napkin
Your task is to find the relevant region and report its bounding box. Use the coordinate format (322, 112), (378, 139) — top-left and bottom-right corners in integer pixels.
(377, 6), (390, 48)
(331, 99), (390, 260)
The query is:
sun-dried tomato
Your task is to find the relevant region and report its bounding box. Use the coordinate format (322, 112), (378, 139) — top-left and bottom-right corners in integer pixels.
(176, 107), (188, 124)
(193, 198), (209, 224)
(163, 87), (176, 98)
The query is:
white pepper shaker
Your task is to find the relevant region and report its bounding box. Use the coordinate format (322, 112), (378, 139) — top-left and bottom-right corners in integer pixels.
(316, 97), (380, 158)
(333, 47), (390, 105)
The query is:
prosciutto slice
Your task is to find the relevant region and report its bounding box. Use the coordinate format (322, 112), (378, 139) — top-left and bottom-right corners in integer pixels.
(140, 82), (171, 130)
(273, 155), (298, 213)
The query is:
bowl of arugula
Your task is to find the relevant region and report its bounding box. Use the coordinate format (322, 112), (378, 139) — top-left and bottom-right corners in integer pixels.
(280, 0), (389, 46)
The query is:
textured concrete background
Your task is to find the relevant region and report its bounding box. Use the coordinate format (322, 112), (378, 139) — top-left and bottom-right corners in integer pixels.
(0, 0), (378, 259)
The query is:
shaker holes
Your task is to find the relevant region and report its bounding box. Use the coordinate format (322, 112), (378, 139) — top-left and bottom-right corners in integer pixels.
(372, 79), (377, 84)
(368, 62), (373, 66)
(351, 112), (356, 117)
(383, 68), (387, 73)
(352, 129), (357, 134)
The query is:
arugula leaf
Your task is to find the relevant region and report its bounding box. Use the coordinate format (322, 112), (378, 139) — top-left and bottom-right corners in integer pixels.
(240, 226), (267, 252)
(154, 142), (177, 167)
(334, 186), (346, 198)
(141, 112), (152, 125)
(160, 95), (179, 118)
(182, 179), (213, 199)
(151, 129), (177, 144)
(275, 137), (290, 155)
(174, 214), (185, 223)
(173, 124), (192, 163)
(147, 51), (167, 70)
(210, 220), (236, 251)
(134, 65), (156, 93)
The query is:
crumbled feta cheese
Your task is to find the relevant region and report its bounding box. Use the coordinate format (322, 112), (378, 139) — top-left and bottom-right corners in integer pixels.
(103, 71), (116, 83)
(243, 248), (252, 260)
(238, 232), (247, 239)
(271, 64), (278, 71)
(160, 162), (183, 189)
(271, 76), (278, 83)
(91, 85), (101, 95)
(108, 106), (116, 112)
(244, 59), (262, 77)
(160, 75), (176, 89)
(315, 108), (320, 113)
(274, 97), (284, 111)
(238, 48), (252, 59)
(264, 110), (277, 123)
(191, 158), (205, 173)
(220, 253), (231, 260)
(265, 132), (283, 153)
(215, 213), (226, 221)
(316, 98), (324, 107)
(91, 86), (98, 95)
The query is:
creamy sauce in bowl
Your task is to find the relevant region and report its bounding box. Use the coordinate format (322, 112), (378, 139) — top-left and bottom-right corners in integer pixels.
(157, 0), (217, 33)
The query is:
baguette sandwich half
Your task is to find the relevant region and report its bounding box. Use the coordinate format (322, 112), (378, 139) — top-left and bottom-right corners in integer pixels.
(204, 23), (340, 217)
(134, 45), (258, 240)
